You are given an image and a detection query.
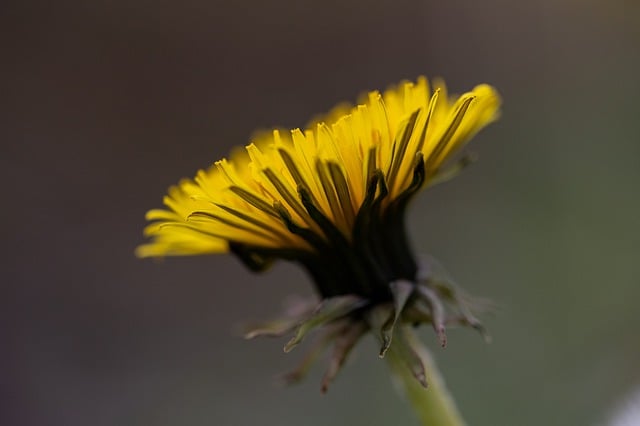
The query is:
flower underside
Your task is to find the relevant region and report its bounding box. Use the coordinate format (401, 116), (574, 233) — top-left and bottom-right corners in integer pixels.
(244, 255), (491, 393)
(138, 76), (501, 391)
(230, 152), (423, 301)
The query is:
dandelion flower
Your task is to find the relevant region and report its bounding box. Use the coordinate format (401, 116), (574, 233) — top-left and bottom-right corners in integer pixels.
(138, 76), (501, 393)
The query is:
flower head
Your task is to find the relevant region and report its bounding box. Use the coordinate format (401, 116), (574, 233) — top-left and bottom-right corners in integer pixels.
(138, 76), (500, 391)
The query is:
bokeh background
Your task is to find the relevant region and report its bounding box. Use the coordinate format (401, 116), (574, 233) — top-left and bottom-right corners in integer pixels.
(3, 0), (639, 425)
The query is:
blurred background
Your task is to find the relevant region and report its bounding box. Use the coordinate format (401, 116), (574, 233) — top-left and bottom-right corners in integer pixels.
(2, 0), (639, 425)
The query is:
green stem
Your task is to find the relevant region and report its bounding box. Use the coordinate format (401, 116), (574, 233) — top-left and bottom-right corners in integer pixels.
(385, 327), (466, 426)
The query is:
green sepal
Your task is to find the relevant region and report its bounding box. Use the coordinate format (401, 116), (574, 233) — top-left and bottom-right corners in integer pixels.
(284, 295), (367, 353)
(320, 321), (368, 393)
(379, 280), (415, 357)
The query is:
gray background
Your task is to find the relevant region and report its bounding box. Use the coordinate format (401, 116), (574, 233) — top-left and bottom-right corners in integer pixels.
(3, 0), (639, 425)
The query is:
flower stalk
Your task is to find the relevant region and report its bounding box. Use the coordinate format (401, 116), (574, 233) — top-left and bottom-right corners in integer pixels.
(386, 326), (465, 426)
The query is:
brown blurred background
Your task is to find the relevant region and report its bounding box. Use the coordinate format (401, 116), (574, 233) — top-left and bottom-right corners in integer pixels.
(2, 0), (639, 425)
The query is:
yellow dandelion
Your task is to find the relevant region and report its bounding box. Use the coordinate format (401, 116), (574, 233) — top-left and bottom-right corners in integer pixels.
(137, 76), (500, 394)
